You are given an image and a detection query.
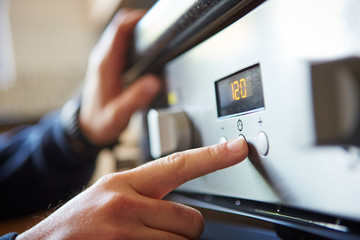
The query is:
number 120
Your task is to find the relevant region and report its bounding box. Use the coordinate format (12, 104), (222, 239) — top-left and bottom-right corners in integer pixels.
(231, 78), (247, 100)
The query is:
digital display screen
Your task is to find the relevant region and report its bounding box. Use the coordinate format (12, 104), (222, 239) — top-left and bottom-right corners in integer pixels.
(215, 64), (264, 118)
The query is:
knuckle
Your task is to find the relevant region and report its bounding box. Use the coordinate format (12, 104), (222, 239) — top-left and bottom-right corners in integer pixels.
(161, 152), (188, 178)
(163, 152), (184, 165)
(98, 172), (118, 186)
(104, 192), (139, 217)
(96, 172), (127, 192)
(206, 143), (223, 160)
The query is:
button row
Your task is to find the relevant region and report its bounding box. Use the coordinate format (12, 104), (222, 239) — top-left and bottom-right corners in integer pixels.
(219, 131), (269, 156)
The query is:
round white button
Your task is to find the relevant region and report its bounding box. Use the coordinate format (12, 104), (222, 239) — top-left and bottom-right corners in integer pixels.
(219, 137), (228, 143)
(257, 131), (269, 156)
(238, 134), (246, 142)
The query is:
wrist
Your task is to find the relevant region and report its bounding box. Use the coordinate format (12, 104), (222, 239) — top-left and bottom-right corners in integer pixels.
(60, 96), (105, 156)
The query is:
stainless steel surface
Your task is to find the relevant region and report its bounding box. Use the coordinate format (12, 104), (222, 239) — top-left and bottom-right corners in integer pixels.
(158, 0), (360, 220)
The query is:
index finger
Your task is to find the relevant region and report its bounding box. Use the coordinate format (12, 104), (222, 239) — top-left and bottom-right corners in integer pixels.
(127, 137), (248, 199)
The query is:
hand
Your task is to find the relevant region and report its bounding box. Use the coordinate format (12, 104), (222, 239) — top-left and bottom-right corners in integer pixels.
(17, 138), (248, 240)
(79, 9), (161, 146)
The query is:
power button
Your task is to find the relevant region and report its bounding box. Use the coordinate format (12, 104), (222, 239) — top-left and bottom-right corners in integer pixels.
(257, 131), (269, 156)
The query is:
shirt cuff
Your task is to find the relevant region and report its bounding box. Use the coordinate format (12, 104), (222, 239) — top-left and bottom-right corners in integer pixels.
(0, 233), (18, 240)
(60, 96), (117, 156)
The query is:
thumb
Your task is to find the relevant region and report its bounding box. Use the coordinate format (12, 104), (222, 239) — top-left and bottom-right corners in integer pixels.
(127, 137), (248, 199)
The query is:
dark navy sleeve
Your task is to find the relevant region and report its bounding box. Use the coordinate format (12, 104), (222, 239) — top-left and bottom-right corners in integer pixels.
(0, 111), (97, 220)
(0, 233), (18, 240)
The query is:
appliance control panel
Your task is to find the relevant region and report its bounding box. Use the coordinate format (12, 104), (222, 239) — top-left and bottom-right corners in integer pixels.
(144, 0), (360, 222)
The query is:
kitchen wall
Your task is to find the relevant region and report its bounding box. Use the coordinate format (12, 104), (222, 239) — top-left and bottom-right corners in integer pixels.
(0, 0), (147, 123)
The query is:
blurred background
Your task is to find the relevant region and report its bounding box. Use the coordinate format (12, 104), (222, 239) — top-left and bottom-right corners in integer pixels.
(0, 0), (157, 233)
(0, 0), (158, 176)
(0, 0), (156, 126)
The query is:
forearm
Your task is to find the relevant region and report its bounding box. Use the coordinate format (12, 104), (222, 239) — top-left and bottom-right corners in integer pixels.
(0, 110), (97, 219)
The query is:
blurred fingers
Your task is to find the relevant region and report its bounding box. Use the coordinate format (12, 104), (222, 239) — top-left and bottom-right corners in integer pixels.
(111, 74), (161, 126)
(141, 199), (204, 240)
(90, 9), (146, 84)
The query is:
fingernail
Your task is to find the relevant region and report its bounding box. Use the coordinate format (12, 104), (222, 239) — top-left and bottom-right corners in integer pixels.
(226, 136), (246, 153)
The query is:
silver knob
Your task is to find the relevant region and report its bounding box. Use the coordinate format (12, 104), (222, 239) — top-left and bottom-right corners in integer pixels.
(147, 108), (192, 158)
(312, 57), (360, 147)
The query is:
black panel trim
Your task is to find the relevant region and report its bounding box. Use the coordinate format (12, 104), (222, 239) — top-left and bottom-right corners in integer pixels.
(124, 0), (266, 85)
(167, 192), (360, 240)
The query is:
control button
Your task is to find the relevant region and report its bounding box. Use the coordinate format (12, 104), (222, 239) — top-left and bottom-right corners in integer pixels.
(237, 119), (243, 131)
(257, 131), (269, 156)
(219, 137), (228, 143)
(238, 134), (246, 142)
